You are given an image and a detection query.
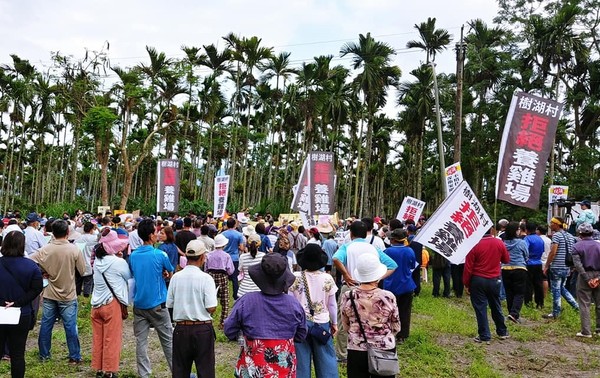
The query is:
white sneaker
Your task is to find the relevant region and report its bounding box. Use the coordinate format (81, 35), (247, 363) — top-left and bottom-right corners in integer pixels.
(576, 332), (592, 338)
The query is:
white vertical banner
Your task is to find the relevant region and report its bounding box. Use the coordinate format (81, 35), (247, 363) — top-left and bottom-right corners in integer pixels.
(413, 181), (492, 264)
(213, 175), (230, 218)
(396, 196), (426, 222)
(445, 162), (464, 197)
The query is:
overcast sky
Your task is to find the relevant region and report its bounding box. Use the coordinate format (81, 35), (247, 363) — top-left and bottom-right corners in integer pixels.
(0, 0), (500, 78)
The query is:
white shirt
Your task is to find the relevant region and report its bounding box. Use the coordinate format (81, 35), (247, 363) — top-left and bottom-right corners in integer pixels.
(365, 232), (386, 252)
(128, 229), (143, 252)
(2, 224), (22, 238)
(24, 226), (48, 256)
(167, 265), (217, 322)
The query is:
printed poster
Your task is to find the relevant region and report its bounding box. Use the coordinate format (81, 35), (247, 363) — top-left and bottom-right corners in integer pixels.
(414, 180), (492, 264)
(548, 185), (569, 205)
(396, 196), (426, 222)
(495, 92), (563, 209)
(157, 159), (180, 213)
(445, 162), (464, 197)
(213, 175), (230, 219)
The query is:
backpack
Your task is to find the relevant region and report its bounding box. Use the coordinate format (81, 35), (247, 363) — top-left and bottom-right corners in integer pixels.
(278, 235), (291, 252)
(290, 232), (300, 252)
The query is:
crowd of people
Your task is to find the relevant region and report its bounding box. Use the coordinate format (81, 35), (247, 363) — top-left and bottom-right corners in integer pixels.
(0, 205), (598, 377)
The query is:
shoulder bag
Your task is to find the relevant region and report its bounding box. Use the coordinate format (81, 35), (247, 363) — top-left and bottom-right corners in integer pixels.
(563, 232), (574, 267)
(100, 271), (128, 320)
(349, 289), (399, 376)
(0, 258), (23, 325)
(301, 271), (331, 344)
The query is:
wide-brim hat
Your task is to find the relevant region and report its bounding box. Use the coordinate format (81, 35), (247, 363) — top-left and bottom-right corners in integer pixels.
(249, 253), (296, 295)
(100, 230), (129, 255)
(353, 253), (387, 283)
(214, 234), (229, 248)
(317, 222), (333, 234)
(297, 244), (328, 271)
(243, 224), (256, 236)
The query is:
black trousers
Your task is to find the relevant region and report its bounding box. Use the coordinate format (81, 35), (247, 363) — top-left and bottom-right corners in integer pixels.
(502, 269), (528, 319)
(172, 323), (215, 378)
(0, 314), (31, 378)
(432, 265), (451, 297)
(395, 292), (414, 339)
(451, 264), (465, 298)
(525, 264), (544, 308)
(347, 349), (396, 378)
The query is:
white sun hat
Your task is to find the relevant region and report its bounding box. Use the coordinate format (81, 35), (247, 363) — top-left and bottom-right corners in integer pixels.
(353, 253), (387, 283)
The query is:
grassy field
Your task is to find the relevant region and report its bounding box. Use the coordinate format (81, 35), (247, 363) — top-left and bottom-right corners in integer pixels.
(1, 279), (597, 377)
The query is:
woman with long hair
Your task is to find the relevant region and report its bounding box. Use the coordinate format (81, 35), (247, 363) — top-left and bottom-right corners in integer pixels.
(158, 226), (182, 272)
(501, 221), (529, 323)
(0, 231), (43, 378)
(90, 229), (131, 378)
(237, 234), (266, 297)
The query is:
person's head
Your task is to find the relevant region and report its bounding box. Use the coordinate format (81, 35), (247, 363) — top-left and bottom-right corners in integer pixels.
(159, 226), (175, 243)
(138, 219), (157, 242)
(388, 219), (403, 231)
(174, 219), (184, 230)
(504, 221), (520, 240)
(101, 216), (111, 226)
(52, 220), (69, 239)
(578, 222), (594, 237)
(247, 233), (261, 258)
(353, 253), (387, 284)
(183, 217), (192, 228)
(298, 225), (305, 234)
(390, 228), (409, 245)
(349, 220), (367, 239)
(581, 200), (591, 210)
(214, 234), (229, 250)
(536, 224), (548, 236)
(1, 231), (25, 257)
(297, 244), (328, 272)
(226, 217), (236, 229)
(193, 218), (203, 229)
(26, 212), (41, 227)
(549, 217), (564, 232)
(44, 218), (54, 233)
(255, 222), (267, 235)
(83, 222), (95, 234)
(361, 217), (374, 232)
(525, 222), (537, 235)
(407, 224), (417, 235)
(200, 225), (210, 236)
(99, 229), (129, 255)
(309, 227), (321, 241)
(248, 253), (296, 295)
(497, 219), (509, 230)
(185, 239), (208, 266)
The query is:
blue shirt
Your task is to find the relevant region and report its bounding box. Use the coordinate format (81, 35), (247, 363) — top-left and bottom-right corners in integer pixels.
(503, 239), (529, 268)
(159, 242), (179, 269)
(258, 234), (272, 253)
(222, 229), (245, 262)
(322, 239), (339, 265)
(524, 234), (544, 265)
(333, 238), (398, 270)
(129, 244), (174, 310)
(383, 245), (417, 295)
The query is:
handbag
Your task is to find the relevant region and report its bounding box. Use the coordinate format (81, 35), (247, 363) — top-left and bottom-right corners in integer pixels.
(349, 290), (399, 376)
(301, 271), (331, 345)
(101, 271), (128, 320)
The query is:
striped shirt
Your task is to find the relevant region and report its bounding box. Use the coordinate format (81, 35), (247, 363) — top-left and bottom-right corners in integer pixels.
(550, 230), (575, 270)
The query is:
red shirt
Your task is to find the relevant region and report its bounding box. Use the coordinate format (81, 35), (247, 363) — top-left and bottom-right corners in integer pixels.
(463, 235), (510, 286)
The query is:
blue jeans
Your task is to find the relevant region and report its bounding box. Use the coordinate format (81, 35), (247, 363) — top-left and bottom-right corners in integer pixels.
(548, 268), (579, 317)
(295, 321), (338, 378)
(469, 275), (507, 341)
(38, 298), (80, 361)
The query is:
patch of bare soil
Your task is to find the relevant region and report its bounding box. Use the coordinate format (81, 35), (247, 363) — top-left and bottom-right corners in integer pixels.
(437, 333), (600, 378)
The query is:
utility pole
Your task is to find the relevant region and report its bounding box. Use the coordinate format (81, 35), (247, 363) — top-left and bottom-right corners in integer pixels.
(431, 62), (446, 195)
(453, 25), (467, 164)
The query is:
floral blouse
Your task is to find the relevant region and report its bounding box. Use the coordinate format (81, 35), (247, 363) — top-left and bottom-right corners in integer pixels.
(288, 271), (337, 324)
(341, 287), (400, 351)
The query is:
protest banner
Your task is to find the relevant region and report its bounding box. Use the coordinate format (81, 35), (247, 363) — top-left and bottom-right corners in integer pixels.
(308, 152), (335, 215)
(445, 162), (464, 197)
(396, 196), (426, 222)
(157, 159), (180, 213)
(496, 92), (563, 209)
(414, 181), (492, 264)
(213, 175), (230, 218)
(291, 159), (309, 213)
